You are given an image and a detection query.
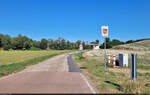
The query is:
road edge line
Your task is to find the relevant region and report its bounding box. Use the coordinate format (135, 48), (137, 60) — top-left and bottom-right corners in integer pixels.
(80, 73), (96, 94)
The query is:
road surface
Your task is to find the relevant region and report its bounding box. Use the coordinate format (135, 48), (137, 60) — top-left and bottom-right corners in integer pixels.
(0, 52), (97, 94)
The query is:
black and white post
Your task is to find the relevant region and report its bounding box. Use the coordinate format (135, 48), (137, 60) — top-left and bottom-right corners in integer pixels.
(101, 26), (109, 72)
(130, 53), (137, 81)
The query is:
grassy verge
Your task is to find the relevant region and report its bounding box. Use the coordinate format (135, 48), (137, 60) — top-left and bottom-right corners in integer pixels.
(73, 52), (150, 94)
(0, 50), (75, 77)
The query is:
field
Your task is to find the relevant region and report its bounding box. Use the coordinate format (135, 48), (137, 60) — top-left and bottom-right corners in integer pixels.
(73, 40), (150, 94)
(0, 50), (73, 65)
(0, 50), (75, 77)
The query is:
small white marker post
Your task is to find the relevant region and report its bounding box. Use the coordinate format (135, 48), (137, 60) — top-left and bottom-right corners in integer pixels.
(101, 26), (109, 72)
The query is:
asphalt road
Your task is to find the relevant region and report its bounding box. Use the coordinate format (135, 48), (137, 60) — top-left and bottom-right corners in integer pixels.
(0, 52), (96, 94)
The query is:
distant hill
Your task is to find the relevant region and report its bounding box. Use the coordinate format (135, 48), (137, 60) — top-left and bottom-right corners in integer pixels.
(112, 39), (150, 51)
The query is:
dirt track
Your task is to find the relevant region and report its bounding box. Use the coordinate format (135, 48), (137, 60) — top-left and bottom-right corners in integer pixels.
(0, 53), (96, 94)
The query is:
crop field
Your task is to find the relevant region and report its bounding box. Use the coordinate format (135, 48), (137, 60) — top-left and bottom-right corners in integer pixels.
(0, 50), (75, 77)
(0, 50), (73, 65)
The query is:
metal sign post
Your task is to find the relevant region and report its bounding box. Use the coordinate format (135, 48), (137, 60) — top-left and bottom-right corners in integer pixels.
(104, 37), (107, 72)
(101, 26), (109, 72)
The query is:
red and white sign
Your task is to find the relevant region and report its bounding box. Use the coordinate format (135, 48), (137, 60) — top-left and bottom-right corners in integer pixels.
(101, 26), (109, 37)
(79, 43), (83, 47)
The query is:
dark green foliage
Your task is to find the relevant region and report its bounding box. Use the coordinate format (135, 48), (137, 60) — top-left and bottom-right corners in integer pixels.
(100, 38), (124, 49)
(90, 39), (99, 44)
(32, 40), (41, 48)
(40, 38), (48, 50)
(126, 40), (134, 44)
(2, 35), (11, 50)
(0, 33), (93, 50)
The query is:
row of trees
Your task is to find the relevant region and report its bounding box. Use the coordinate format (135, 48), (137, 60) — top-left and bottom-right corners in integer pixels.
(100, 38), (125, 49)
(0, 34), (92, 50)
(99, 37), (149, 49)
(1, 33), (142, 50)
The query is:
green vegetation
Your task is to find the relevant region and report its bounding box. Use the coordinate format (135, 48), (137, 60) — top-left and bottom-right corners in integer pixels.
(74, 52), (150, 94)
(137, 72), (150, 76)
(137, 64), (150, 70)
(0, 50), (74, 77)
(0, 50), (74, 65)
(0, 33), (92, 50)
(100, 38), (124, 49)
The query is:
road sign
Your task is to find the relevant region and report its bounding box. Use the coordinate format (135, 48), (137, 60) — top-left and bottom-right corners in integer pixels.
(101, 26), (109, 37)
(79, 42), (83, 51)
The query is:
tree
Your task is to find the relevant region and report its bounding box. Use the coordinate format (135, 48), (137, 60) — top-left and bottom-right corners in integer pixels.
(90, 40), (99, 44)
(100, 37), (112, 49)
(33, 40), (41, 48)
(126, 40), (134, 44)
(22, 36), (32, 50)
(110, 39), (124, 46)
(40, 38), (48, 50)
(96, 40), (99, 44)
(0, 34), (4, 48)
(75, 40), (81, 49)
(2, 35), (11, 50)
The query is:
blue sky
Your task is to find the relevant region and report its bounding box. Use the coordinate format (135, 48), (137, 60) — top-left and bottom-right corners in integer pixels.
(0, 0), (150, 43)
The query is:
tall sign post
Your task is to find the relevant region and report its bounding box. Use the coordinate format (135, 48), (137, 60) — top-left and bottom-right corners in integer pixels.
(101, 26), (109, 72)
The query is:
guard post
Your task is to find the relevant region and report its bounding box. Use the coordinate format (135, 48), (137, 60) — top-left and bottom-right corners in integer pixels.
(130, 53), (137, 81)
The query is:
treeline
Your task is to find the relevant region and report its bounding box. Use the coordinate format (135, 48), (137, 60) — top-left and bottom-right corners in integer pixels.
(100, 37), (150, 49)
(0, 34), (92, 50)
(100, 38), (124, 49)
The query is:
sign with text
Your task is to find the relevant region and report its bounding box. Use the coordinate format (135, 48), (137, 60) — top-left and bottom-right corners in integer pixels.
(101, 26), (109, 37)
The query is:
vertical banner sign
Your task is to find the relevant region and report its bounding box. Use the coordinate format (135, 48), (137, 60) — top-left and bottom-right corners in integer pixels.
(101, 26), (109, 72)
(101, 26), (109, 37)
(79, 42), (83, 51)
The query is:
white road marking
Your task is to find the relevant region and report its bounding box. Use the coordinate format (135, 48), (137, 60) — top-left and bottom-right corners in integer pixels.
(80, 73), (96, 94)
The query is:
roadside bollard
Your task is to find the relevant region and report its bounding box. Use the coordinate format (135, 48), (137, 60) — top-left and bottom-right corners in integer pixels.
(113, 55), (116, 67)
(108, 54), (111, 64)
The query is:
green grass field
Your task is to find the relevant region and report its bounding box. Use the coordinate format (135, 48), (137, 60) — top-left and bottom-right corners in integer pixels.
(0, 50), (73, 65)
(0, 50), (76, 77)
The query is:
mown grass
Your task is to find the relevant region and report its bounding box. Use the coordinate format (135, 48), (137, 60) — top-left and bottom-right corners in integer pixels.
(0, 50), (76, 77)
(0, 50), (74, 65)
(74, 52), (150, 94)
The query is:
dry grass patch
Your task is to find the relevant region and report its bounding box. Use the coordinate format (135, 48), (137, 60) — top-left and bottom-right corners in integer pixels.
(74, 51), (150, 94)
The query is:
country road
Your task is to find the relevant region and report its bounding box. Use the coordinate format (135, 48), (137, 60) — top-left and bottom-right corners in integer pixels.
(0, 52), (97, 94)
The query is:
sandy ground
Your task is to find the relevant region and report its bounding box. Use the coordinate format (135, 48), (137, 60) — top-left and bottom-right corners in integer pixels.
(0, 53), (96, 94)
